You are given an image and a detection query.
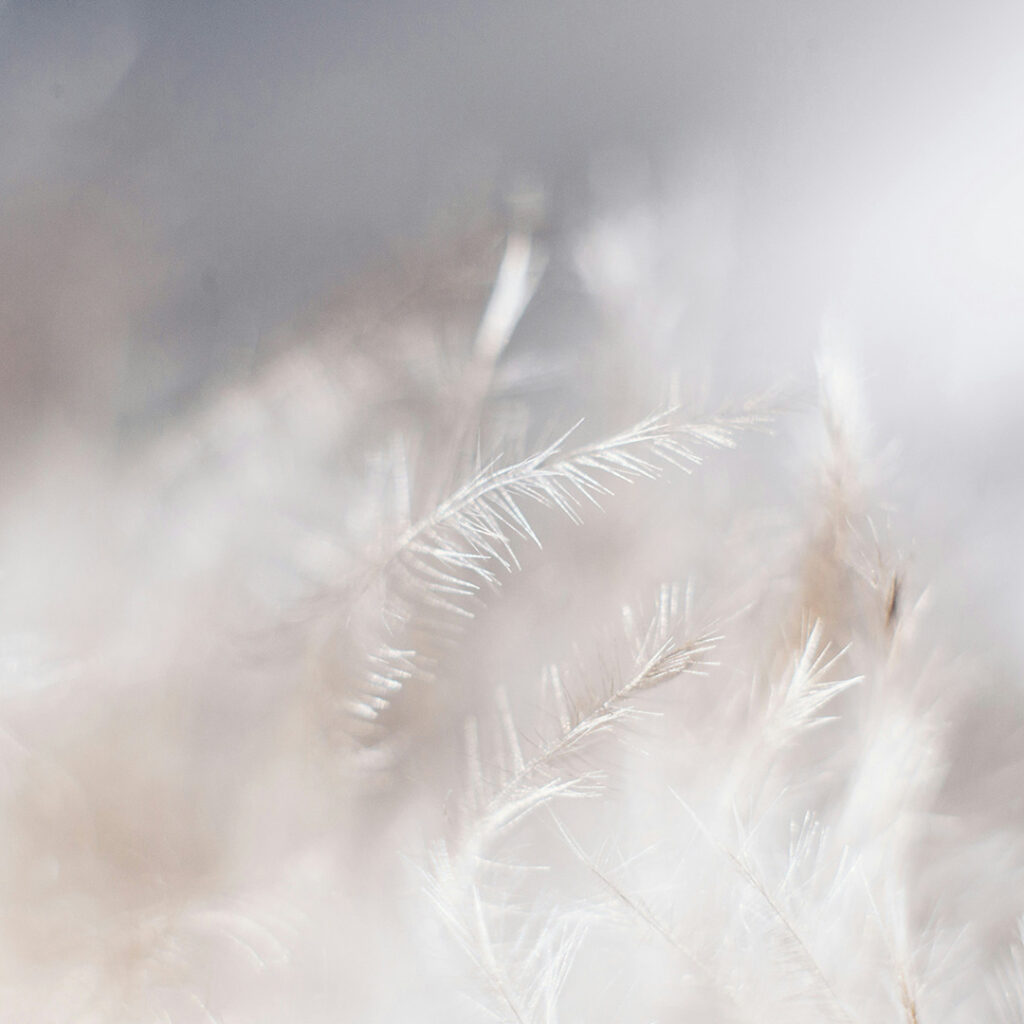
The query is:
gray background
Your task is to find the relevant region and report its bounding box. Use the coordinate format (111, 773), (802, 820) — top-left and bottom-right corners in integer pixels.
(1, 0), (1022, 663)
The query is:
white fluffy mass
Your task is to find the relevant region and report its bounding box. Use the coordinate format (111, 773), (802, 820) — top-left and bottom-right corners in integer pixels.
(1, 209), (1022, 1023)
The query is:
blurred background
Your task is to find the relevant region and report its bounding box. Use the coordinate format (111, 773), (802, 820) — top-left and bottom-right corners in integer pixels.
(1, 0), (1022, 663)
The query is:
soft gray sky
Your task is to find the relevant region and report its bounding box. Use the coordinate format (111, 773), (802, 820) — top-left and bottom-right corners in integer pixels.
(2, 0), (1023, 653)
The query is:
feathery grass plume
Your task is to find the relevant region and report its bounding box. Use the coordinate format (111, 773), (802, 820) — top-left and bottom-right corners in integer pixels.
(448, 586), (720, 858)
(339, 375), (769, 750)
(423, 587), (717, 1021)
(761, 621), (860, 747)
(1, 199), (1021, 1024)
(677, 800), (862, 1023)
(549, 812), (762, 1020)
(424, 845), (586, 1024)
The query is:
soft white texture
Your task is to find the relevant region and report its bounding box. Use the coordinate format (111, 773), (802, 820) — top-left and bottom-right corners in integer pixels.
(0, 218), (1021, 1023)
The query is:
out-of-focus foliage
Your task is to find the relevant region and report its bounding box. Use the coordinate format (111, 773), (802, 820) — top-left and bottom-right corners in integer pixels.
(0, 213), (1021, 1023)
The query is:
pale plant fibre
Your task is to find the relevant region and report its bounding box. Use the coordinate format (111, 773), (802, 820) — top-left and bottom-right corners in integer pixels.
(0, 216), (1021, 1024)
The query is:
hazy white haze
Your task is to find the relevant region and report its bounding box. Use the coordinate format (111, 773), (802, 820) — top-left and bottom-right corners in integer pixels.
(1, 3), (1023, 1021)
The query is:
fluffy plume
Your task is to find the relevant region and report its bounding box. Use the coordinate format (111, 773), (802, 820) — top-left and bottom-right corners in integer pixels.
(0, 209), (1021, 1024)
